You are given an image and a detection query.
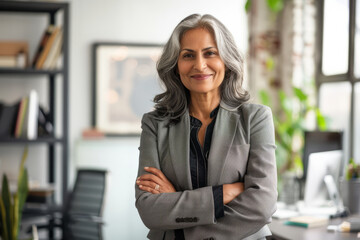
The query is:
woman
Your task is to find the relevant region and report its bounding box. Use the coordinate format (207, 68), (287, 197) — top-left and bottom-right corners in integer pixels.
(135, 14), (277, 240)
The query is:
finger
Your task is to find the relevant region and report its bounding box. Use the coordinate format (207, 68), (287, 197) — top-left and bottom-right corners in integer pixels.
(138, 184), (160, 194)
(136, 179), (157, 189)
(144, 167), (167, 180)
(138, 174), (162, 184)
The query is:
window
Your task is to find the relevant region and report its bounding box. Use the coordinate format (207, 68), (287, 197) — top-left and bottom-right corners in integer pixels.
(317, 0), (360, 165)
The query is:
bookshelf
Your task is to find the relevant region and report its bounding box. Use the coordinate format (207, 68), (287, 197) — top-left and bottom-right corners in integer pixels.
(0, 0), (69, 216)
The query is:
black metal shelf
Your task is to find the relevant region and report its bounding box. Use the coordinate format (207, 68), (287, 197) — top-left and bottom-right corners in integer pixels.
(0, 1), (67, 14)
(0, 67), (64, 76)
(0, 137), (63, 144)
(0, 3), (69, 234)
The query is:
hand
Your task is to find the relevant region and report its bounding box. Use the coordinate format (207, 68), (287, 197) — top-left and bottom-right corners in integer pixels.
(136, 167), (176, 194)
(223, 182), (244, 204)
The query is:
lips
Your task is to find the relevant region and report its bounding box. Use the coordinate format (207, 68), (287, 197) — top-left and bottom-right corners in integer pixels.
(190, 74), (213, 80)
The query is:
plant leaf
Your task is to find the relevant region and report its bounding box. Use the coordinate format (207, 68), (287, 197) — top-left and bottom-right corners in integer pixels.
(0, 198), (9, 240)
(245, 0), (251, 12)
(18, 146), (28, 190)
(13, 194), (19, 240)
(267, 0), (284, 12)
(16, 147), (29, 238)
(17, 169), (28, 236)
(1, 174), (13, 240)
(259, 90), (271, 106)
(315, 109), (327, 130)
(293, 87), (308, 102)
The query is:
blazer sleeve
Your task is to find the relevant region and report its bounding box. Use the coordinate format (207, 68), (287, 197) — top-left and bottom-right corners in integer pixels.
(228, 105), (277, 234)
(184, 105), (278, 238)
(135, 113), (217, 230)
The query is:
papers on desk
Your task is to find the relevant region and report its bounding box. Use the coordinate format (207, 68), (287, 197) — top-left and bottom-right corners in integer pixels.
(285, 216), (329, 228)
(273, 208), (299, 219)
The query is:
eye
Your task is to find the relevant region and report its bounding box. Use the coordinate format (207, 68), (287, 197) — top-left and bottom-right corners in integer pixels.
(204, 51), (217, 57)
(182, 53), (194, 59)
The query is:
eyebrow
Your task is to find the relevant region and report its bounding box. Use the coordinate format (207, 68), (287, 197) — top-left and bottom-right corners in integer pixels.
(180, 46), (216, 52)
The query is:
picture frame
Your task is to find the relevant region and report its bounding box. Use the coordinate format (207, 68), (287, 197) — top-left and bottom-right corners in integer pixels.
(92, 42), (163, 135)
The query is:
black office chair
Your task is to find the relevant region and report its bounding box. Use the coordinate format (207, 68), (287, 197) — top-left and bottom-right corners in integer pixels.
(63, 169), (107, 240)
(29, 169), (107, 240)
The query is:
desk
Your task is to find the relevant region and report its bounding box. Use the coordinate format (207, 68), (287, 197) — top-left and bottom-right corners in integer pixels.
(269, 217), (359, 240)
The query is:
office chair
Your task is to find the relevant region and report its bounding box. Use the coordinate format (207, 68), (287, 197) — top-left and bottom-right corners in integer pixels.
(29, 169), (107, 240)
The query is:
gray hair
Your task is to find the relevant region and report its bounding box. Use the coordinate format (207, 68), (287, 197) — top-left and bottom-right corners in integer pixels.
(154, 13), (249, 123)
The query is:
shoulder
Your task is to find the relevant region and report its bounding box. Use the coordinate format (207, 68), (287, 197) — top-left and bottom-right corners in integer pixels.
(141, 110), (171, 129)
(239, 103), (272, 119)
(236, 103), (274, 130)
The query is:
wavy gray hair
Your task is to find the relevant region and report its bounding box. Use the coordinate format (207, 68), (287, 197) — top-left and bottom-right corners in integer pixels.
(154, 13), (249, 123)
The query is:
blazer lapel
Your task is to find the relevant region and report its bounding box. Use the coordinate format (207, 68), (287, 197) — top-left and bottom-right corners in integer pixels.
(207, 107), (239, 185)
(169, 113), (193, 190)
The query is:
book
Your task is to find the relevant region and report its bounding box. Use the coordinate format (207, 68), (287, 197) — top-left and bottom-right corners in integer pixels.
(27, 185), (54, 204)
(26, 90), (39, 139)
(20, 90), (39, 140)
(285, 216), (329, 228)
(35, 26), (60, 69)
(0, 101), (20, 137)
(42, 27), (63, 69)
(0, 55), (17, 67)
(32, 25), (55, 68)
(14, 96), (28, 138)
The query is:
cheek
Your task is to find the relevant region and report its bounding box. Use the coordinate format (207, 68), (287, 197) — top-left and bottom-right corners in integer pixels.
(177, 61), (190, 76)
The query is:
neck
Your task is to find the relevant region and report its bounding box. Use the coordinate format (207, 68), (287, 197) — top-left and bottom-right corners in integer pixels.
(189, 93), (220, 120)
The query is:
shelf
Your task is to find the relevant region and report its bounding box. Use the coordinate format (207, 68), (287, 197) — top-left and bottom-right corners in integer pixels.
(0, 137), (64, 144)
(0, 68), (64, 76)
(0, 0), (69, 218)
(0, 1), (67, 14)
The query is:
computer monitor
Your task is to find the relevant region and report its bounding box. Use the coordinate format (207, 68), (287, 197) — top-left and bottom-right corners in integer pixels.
(304, 150), (343, 207)
(302, 131), (343, 180)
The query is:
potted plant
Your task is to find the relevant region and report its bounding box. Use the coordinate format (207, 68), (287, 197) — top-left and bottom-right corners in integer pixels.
(0, 147), (29, 240)
(340, 159), (360, 214)
(259, 87), (327, 204)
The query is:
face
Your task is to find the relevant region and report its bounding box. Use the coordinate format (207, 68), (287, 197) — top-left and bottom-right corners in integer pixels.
(177, 28), (225, 97)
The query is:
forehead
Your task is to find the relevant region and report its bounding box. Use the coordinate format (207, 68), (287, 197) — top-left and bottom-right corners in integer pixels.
(180, 28), (217, 48)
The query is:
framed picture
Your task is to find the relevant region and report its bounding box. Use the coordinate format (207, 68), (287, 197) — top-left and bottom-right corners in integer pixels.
(92, 42), (163, 135)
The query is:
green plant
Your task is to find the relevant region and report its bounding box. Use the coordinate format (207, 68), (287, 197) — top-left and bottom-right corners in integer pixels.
(259, 87), (327, 176)
(346, 158), (360, 180)
(0, 146), (29, 240)
(245, 0), (284, 13)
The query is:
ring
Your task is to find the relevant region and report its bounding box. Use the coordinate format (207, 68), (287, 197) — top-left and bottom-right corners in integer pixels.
(155, 184), (160, 191)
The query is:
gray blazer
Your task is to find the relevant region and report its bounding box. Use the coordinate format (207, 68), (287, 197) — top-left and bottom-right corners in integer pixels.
(135, 102), (278, 240)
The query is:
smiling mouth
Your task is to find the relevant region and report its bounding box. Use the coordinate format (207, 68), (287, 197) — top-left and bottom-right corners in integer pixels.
(191, 74), (213, 80)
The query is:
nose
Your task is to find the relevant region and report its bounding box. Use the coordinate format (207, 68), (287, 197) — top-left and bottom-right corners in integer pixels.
(193, 55), (207, 71)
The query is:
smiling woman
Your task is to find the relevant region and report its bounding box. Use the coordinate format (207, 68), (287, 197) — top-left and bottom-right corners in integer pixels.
(177, 28), (226, 98)
(135, 14), (277, 240)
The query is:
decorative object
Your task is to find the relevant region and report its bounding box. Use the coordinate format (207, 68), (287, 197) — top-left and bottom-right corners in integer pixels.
(0, 146), (29, 240)
(340, 159), (360, 214)
(92, 43), (163, 135)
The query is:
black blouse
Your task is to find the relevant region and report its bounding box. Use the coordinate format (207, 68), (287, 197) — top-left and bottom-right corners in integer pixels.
(175, 106), (224, 239)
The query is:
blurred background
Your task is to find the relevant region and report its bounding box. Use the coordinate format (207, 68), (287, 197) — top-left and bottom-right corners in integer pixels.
(0, 0), (359, 239)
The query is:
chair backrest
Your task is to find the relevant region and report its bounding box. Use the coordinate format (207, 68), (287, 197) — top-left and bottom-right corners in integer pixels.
(65, 169), (107, 240)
